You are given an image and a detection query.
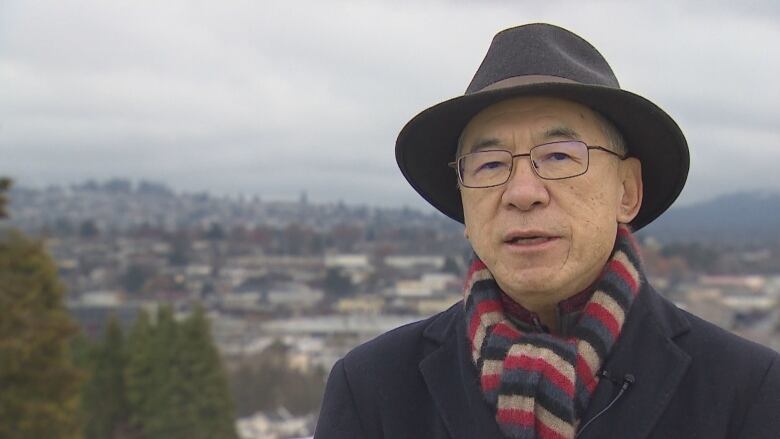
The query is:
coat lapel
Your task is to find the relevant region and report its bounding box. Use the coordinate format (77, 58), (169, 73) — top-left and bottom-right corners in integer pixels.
(577, 286), (692, 439)
(419, 304), (505, 439)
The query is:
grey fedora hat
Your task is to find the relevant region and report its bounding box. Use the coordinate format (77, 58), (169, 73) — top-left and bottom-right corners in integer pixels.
(395, 23), (689, 230)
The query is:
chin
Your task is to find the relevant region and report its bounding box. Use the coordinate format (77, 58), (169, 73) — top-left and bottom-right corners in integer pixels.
(494, 263), (568, 297)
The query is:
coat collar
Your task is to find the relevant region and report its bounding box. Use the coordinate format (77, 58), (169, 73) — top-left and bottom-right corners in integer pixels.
(418, 285), (692, 439)
(420, 303), (505, 439)
(576, 283), (692, 439)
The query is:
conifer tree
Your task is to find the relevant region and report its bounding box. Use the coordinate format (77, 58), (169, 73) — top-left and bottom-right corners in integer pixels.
(125, 310), (157, 436)
(126, 305), (237, 439)
(176, 304), (238, 439)
(143, 305), (190, 438)
(82, 317), (131, 439)
(0, 177), (11, 218)
(0, 230), (83, 438)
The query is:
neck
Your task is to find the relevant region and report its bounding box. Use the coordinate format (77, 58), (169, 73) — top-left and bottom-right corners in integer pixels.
(500, 286), (595, 334)
(533, 304), (559, 333)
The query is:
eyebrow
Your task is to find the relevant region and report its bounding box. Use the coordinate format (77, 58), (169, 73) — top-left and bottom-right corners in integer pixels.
(542, 125), (581, 141)
(463, 125), (583, 154)
(468, 138), (505, 153)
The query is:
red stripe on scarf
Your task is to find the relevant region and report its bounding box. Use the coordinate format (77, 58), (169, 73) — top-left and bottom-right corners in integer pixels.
(575, 355), (598, 394)
(492, 321), (521, 339)
(481, 373), (501, 392)
(463, 259), (488, 290)
(606, 258), (639, 293)
(618, 225), (640, 254)
(583, 302), (620, 339)
(496, 408), (534, 427)
(538, 421), (571, 439)
(469, 299), (503, 341)
(504, 354), (575, 397)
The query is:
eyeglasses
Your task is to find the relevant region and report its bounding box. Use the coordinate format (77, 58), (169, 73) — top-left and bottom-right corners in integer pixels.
(449, 140), (627, 188)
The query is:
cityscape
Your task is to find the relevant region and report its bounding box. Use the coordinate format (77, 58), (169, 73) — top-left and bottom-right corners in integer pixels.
(4, 180), (780, 439)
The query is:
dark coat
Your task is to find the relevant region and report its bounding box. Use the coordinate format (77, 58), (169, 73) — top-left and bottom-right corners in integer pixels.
(314, 285), (780, 438)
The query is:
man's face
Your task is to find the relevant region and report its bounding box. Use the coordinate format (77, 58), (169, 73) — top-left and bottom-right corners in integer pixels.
(459, 96), (642, 305)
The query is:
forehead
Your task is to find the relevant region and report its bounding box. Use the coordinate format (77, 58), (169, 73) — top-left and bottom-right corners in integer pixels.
(461, 96), (602, 149)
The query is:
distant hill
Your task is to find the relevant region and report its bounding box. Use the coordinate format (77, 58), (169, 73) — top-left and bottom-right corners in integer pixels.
(639, 191), (780, 245)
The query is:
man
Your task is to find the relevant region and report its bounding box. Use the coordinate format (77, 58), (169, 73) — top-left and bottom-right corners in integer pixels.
(315, 23), (780, 438)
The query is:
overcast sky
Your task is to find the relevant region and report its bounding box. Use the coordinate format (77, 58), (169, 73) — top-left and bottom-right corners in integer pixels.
(1, 0), (778, 211)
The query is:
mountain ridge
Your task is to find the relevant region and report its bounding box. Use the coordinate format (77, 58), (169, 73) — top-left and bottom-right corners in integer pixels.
(639, 191), (780, 244)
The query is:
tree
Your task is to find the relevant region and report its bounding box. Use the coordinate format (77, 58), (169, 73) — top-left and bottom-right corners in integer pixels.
(122, 264), (153, 294)
(81, 317), (131, 439)
(124, 310), (156, 437)
(175, 304), (238, 438)
(230, 340), (326, 418)
(441, 255), (462, 275)
(130, 306), (184, 438)
(323, 267), (354, 298)
(79, 219), (100, 239)
(168, 234), (191, 266)
(125, 305), (237, 439)
(0, 177), (11, 218)
(205, 222), (226, 241)
(0, 230), (84, 439)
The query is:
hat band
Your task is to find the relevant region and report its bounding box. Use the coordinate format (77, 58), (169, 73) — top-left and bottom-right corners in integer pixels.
(476, 75), (579, 93)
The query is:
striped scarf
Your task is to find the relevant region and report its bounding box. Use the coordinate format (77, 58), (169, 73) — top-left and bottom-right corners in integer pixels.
(464, 225), (642, 439)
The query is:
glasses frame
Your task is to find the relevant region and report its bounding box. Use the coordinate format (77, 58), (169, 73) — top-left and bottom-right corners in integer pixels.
(448, 140), (627, 188)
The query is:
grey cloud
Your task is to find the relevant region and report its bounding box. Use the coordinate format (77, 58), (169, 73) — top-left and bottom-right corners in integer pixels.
(0, 0), (778, 209)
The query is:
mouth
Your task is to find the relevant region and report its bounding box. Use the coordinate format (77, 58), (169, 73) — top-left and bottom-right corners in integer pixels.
(503, 231), (559, 247)
(505, 236), (555, 245)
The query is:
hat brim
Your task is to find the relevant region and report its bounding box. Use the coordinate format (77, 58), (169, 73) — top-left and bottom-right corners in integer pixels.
(395, 82), (689, 231)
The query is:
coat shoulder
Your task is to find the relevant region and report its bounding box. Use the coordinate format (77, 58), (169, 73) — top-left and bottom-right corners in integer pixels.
(341, 301), (462, 376)
(651, 293), (780, 437)
(316, 303), (463, 438)
(676, 304), (778, 364)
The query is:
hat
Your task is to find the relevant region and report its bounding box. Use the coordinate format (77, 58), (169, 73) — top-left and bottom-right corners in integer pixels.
(395, 23), (688, 230)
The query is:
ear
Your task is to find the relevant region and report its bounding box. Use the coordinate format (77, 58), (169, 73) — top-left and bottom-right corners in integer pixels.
(617, 157), (643, 224)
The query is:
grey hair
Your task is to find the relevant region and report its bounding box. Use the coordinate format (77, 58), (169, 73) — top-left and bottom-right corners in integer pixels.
(592, 112), (627, 157)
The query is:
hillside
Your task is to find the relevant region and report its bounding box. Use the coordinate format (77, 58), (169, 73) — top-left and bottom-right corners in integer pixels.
(640, 191), (780, 245)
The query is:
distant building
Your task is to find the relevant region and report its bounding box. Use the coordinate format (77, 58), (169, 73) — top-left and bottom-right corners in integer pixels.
(265, 283), (324, 310)
(385, 255), (445, 270)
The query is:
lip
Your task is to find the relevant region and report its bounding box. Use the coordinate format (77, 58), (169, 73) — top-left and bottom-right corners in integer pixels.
(502, 229), (557, 242)
(501, 230), (561, 250)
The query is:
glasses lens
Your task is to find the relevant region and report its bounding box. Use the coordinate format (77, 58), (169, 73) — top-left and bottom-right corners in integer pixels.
(531, 141), (588, 179)
(459, 150), (512, 187)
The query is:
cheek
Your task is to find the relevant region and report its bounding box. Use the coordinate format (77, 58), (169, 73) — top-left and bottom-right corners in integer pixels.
(462, 192), (503, 265)
(561, 174), (620, 223)
(559, 181), (619, 251)
(462, 190), (501, 234)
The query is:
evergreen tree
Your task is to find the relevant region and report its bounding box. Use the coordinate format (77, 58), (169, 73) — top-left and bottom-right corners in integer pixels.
(126, 305), (237, 439)
(124, 310), (157, 437)
(0, 177), (11, 218)
(0, 230), (83, 439)
(323, 267), (354, 298)
(142, 305), (188, 439)
(441, 255), (462, 275)
(176, 304), (238, 438)
(82, 317), (131, 439)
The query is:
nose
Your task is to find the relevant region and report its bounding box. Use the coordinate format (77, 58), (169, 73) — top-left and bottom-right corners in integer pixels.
(500, 156), (550, 211)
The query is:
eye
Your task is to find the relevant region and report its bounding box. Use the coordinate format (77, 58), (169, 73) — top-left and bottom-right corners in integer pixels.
(478, 161), (507, 170)
(547, 152), (573, 161)
(461, 150), (512, 177)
